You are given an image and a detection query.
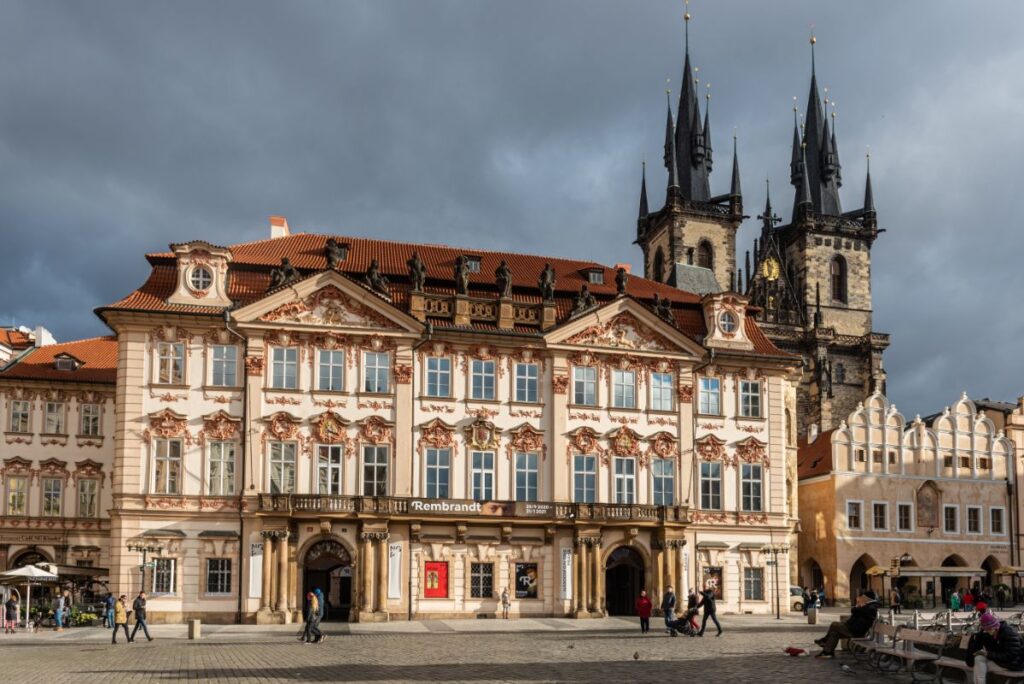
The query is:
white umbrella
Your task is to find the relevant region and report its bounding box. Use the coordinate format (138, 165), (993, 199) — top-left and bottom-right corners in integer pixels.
(1, 565), (58, 628)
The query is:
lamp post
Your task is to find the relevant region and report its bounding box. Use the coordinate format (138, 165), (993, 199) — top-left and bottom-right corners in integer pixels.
(761, 543), (789, 620)
(126, 542), (163, 593)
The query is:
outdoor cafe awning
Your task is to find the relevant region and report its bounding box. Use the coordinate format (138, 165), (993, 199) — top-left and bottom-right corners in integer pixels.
(895, 567), (984, 579)
(995, 566), (1024, 577)
(45, 564), (109, 579)
(865, 566), (888, 577)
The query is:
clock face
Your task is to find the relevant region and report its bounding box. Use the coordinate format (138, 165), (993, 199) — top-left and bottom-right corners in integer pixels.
(761, 257), (781, 281)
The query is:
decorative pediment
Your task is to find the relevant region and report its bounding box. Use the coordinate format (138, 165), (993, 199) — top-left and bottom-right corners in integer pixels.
(463, 418), (500, 450)
(735, 436), (769, 467)
(261, 285), (399, 329)
(74, 459), (106, 484)
(418, 418), (458, 454)
(262, 411), (303, 441)
(358, 416), (394, 445)
(606, 426), (642, 458)
(506, 423), (547, 460)
(646, 431), (679, 461)
(695, 434), (729, 463)
(1, 456), (35, 479)
(309, 411), (350, 445)
(564, 312), (676, 352)
(567, 426), (603, 459)
(199, 410), (241, 444)
(144, 409), (191, 443)
(38, 458), (70, 482)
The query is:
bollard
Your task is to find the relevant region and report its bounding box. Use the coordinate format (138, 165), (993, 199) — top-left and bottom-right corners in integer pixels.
(889, 609), (896, 624)
(188, 618), (201, 640)
(807, 605), (818, 625)
(912, 610), (920, 630)
(945, 611), (952, 632)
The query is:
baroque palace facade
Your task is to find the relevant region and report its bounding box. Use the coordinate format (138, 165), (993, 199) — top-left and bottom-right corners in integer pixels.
(0, 221), (799, 622)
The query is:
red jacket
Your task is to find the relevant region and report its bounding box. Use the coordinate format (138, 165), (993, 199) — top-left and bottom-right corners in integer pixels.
(635, 596), (653, 618)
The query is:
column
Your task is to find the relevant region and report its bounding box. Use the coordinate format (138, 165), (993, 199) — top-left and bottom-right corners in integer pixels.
(572, 540), (582, 614)
(260, 532), (273, 610)
(376, 534), (389, 613)
(591, 540), (602, 614)
(276, 532), (289, 613)
(576, 541), (587, 615)
(288, 540), (298, 616)
(361, 534), (374, 613)
(663, 543), (673, 591)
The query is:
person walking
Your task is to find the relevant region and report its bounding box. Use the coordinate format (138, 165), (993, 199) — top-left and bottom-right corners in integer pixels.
(966, 611), (1024, 683)
(53, 590), (66, 632)
(4, 594), (18, 634)
(103, 593), (115, 628)
(635, 590), (652, 634)
(697, 585), (723, 637)
(130, 591), (152, 642)
(950, 589), (962, 612)
(301, 591), (322, 644)
(500, 588), (510, 619)
(686, 589), (700, 632)
(890, 587), (902, 614)
(111, 595), (130, 644)
(964, 589), (976, 611)
(801, 587), (810, 616)
(661, 586), (677, 636)
(313, 587), (327, 644)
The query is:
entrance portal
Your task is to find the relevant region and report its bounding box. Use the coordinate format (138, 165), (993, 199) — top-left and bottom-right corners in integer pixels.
(604, 547), (644, 616)
(302, 540), (353, 622)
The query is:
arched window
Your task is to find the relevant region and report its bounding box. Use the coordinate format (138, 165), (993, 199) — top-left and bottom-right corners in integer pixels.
(834, 363), (846, 385)
(653, 248), (665, 283)
(830, 256), (847, 303)
(697, 241), (714, 270)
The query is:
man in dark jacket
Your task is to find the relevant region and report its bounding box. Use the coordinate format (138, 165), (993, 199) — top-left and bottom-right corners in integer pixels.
(661, 586), (676, 635)
(130, 591), (153, 642)
(697, 585), (722, 636)
(967, 611), (1024, 683)
(815, 590), (879, 658)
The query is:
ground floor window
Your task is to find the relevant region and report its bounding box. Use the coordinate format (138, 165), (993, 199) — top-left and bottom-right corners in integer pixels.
(206, 558), (232, 595)
(152, 558), (176, 594)
(743, 567), (764, 601)
(470, 562), (493, 599)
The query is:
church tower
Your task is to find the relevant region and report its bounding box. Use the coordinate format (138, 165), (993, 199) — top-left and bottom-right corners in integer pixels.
(636, 8), (744, 294)
(746, 37), (889, 438)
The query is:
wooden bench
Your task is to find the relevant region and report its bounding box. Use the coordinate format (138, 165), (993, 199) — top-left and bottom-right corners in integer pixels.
(987, 662), (1024, 683)
(848, 620), (883, 660)
(865, 623), (902, 671)
(879, 628), (947, 682)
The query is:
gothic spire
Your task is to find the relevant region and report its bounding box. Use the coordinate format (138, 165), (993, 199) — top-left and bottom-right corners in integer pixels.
(730, 134), (742, 198)
(664, 89), (679, 191)
(638, 160), (649, 219)
(795, 34), (842, 215)
(830, 108), (842, 184)
(790, 104), (802, 186)
(794, 142), (813, 220)
(703, 91), (713, 172)
(673, 5), (711, 202)
(863, 153), (875, 216)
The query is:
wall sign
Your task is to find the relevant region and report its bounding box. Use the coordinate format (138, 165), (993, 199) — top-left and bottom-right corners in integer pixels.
(388, 543), (402, 599)
(702, 566), (724, 599)
(515, 562), (539, 599)
(249, 543), (263, 599)
(424, 561), (448, 599)
(560, 548), (572, 600)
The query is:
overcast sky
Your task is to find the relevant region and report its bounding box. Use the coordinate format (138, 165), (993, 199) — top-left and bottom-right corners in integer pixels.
(1, 0), (1022, 418)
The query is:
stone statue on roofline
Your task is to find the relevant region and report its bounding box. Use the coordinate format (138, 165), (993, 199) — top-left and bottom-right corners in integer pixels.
(407, 251), (427, 292)
(615, 267), (628, 295)
(454, 255), (470, 296)
(325, 238), (348, 270)
(364, 259), (390, 296)
(571, 284), (598, 316)
(495, 260), (513, 298)
(652, 293), (673, 321)
(269, 257), (301, 290)
(538, 263), (556, 302)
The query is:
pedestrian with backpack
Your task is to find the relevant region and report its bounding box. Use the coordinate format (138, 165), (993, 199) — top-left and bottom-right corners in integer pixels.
(661, 586), (677, 636)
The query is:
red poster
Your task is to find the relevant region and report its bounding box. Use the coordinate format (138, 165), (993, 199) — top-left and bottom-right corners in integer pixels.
(423, 561), (448, 598)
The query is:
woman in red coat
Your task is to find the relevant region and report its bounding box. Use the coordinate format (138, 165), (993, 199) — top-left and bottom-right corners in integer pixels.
(635, 590), (653, 634)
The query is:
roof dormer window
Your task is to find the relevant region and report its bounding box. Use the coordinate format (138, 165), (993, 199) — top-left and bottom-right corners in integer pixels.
(465, 256), (481, 273)
(189, 266), (213, 292)
(54, 356), (79, 372)
(585, 269), (604, 285)
(167, 241), (233, 308)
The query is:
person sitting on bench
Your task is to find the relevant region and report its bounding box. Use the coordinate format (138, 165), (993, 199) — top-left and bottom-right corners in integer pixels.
(814, 590), (879, 659)
(966, 612), (1024, 683)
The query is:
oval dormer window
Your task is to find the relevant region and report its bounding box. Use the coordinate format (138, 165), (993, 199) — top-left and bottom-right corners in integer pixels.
(189, 266), (213, 292)
(718, 311), (737, 334)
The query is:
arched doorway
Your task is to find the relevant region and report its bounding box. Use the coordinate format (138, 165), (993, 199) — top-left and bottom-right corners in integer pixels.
(604, 547), (644, 616)
(302, 539), (353, 622)
(849, 553), (878, 603)
(940, 554), (968, 605)
(10, 548), (51, 569)
(982, 556), (1001, 594)
(801, 557), (824, 591)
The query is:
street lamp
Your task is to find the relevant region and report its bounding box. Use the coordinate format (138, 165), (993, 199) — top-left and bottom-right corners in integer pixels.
(126, 542), (163, 593)
(761, 543), (789, 620)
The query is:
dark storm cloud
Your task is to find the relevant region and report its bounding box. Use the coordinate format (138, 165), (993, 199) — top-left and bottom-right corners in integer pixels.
(1, 0), (1021, 416)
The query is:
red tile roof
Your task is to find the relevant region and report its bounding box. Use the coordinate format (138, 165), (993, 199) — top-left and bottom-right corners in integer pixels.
(797, 429), (837, 480)
(0, 329), (33, 350)
(102, 232), (790, 357)
(0, 337), (117, 384)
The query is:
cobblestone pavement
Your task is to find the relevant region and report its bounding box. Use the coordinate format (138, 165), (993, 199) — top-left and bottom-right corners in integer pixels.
(0, 614), (915, 683)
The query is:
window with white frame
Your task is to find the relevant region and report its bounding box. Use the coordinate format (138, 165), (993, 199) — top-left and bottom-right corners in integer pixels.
(897, 503), (913, 532)
(612, 369), (636, 409)
(44, 402), (65, 434)
(210, 345), (238, 387)
(991, 508), (1006, 535)
(41, 477), (62, 516)
(471, 359), (496, 401)
(698, 377), (721, 415)
(6, 477), (26, 515)
(741, 463), (763, 512)
(270, 347), (298, 390)
(967, 506), (982, 534)
(425, 448), (450, 498)
(208, 441), (236, 495)
(743, 567), (764, 600)
(514, 363), (539, 403)
(700, 462), (722, 509)
(872, 502), (888, 531)
(152, 558), (176, 594)
(362, 445), (388, 496)
(739, 380), (762, 418)
(317, 349), (345, 392)
(943, 505), (959, 533)
(573, 454), (596, 503)
(614, 457), (636, 503)
(847, 501), (862, 530)
(157, 342), (185, 384)
(206, 558), (231, 595)
(652, 460), (674, 505)
(573, 366), (597, 406)
(153, 439), (182, 494)
(9, 400), (30, 433)
(78, 479), (99, 518)
(471, 451), (494, 500)
(650, 372), (673, 412)
(80, 403), (101, 436)
(470, 562), (493, 599)
(317, 445), (344, 495)
(425, 356), (451, 397)
(515, 452), (539, 502)
(363, 351), (390, 394)
(269, 442), (296, 494)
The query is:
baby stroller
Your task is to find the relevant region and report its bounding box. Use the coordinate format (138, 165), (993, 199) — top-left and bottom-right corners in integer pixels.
(670, 608), (699, 637)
